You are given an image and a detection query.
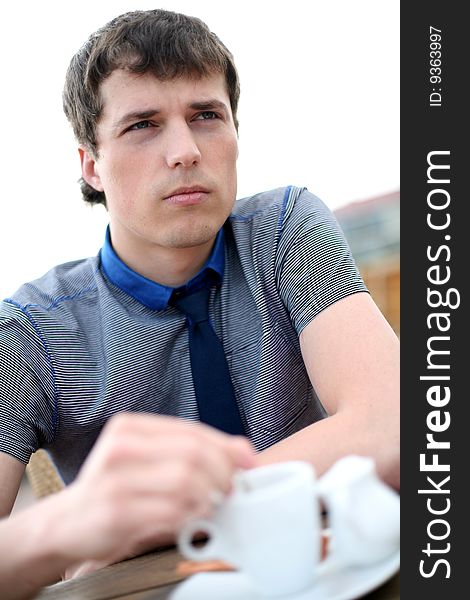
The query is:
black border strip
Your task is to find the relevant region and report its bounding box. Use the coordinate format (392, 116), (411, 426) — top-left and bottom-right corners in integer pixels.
(401, 2), (465, 597)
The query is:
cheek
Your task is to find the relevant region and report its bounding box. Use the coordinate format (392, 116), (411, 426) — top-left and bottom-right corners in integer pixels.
(101, 153), (148, 197)
(216, 136), (238, 175)
(227, 141), (239, 188)
(228, 136), (239, 162)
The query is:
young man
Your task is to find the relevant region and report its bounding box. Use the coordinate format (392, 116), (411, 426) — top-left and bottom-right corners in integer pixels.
(0, 7), (399, 590)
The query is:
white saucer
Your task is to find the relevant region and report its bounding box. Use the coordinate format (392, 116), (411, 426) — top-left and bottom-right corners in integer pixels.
(170, 551), (400, 600)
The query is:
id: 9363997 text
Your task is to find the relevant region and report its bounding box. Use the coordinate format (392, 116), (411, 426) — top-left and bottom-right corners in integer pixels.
(429, 26), (442, 107)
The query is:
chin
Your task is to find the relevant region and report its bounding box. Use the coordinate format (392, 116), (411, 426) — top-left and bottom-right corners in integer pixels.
(165, 222), (220, 249)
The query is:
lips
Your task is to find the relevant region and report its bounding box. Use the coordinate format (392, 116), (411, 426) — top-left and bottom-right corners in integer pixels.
(164, 186), (210, 206)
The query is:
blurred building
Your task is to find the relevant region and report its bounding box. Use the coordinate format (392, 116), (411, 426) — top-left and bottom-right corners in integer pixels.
(334, 191), (400, 335)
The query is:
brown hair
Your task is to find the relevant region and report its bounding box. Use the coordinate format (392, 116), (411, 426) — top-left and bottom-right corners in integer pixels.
(63, 9), (240, 206)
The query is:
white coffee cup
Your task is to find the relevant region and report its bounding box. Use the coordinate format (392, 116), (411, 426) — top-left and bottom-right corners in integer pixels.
(178, 461), (321, 597)
(317, 455), (400, 567)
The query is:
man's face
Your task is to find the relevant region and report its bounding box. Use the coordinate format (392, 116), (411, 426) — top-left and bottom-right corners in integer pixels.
(81, 70), (238, 255)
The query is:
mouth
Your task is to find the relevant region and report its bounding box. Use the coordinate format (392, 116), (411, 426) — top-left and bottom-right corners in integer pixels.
(164, 186), (210, 206)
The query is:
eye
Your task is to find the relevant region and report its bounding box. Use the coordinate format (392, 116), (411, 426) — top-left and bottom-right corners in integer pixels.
(194, 111), (219, 121)
(128, 120), (153, 131)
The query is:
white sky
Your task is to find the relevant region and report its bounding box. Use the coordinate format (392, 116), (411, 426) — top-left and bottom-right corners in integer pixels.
(0, 0), (399, 298)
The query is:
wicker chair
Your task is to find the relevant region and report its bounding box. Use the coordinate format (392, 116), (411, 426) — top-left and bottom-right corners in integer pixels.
(25, 449), (65, 499)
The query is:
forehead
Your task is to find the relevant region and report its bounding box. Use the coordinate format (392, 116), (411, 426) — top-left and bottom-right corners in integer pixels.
(99, 70), (230, 121)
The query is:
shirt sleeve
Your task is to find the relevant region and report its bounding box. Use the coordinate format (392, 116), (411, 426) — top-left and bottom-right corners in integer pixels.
(0, 303), (56, 463)
(275, 187), (368, 334)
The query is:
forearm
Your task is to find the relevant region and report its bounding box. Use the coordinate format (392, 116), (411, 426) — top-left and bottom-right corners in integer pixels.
(0, 494), (72, 600)
(256, 410), (400, 490)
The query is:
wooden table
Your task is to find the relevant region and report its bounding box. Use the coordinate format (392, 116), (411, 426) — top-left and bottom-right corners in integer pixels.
(34, 547), (399, 600)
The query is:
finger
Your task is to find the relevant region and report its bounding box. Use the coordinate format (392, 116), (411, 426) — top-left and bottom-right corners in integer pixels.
(102, 412), (256, 466)
(91, 423), (255, 490)
(101, 453), (234, 512)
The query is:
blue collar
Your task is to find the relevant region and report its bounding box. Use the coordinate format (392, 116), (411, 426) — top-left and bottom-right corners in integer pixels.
(100, 226), (225, 311)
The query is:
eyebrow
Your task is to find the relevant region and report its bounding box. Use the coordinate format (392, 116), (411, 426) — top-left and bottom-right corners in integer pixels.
(111, 99), (230, 134)
(189, 99), (229, 115)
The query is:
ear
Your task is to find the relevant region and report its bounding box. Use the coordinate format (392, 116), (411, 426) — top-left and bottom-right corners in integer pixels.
(79, 147), (104, 192)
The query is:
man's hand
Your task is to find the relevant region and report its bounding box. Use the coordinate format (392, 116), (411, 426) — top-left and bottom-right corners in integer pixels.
(0, 414), (255, 598)
(59, 413), (255, 568)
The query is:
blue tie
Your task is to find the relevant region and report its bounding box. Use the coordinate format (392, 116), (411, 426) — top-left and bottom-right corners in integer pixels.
(172, 287), (245, 435)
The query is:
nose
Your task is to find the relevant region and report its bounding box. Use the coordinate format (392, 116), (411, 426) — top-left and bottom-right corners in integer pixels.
(164, 121), (201, 168)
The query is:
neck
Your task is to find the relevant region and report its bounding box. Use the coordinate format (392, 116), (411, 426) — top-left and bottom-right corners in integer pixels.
(109, 229), (215, 288)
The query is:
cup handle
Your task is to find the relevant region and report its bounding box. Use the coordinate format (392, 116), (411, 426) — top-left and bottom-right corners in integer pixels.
(178, 518), (223, 561)
(317, 480), (350, 565)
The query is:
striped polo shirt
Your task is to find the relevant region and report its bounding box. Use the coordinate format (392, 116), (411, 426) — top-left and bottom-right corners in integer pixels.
(0, 186), (367, 484)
